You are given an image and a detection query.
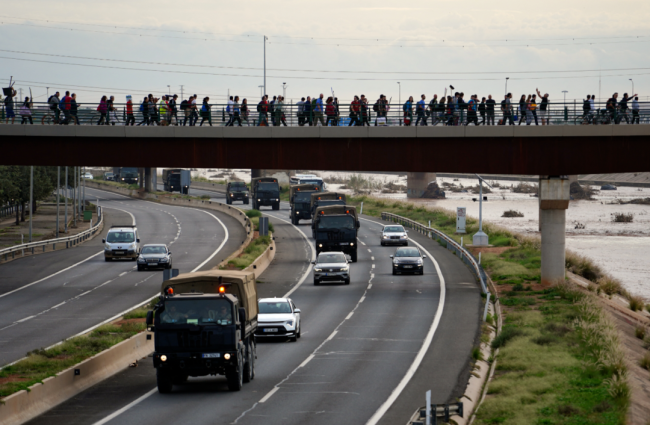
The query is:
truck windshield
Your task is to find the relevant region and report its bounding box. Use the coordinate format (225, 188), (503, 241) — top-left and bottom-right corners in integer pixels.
(106, 232), (135, 243)
(122, 167), (138, 174)
(294, 192), (312, 202)
(259, 301), (292, 314)
(231, 183), (247, 190)
(160, 299), (232, 325)
(257, 183), (279, 191)
(317, 200), (345, 207)
(318, 216), (355, 230)
(300, 179), (321, 186)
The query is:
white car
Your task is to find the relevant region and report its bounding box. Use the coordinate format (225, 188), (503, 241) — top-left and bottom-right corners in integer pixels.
(82, 172), (94, 180)
(256, 298), (301, 342)
(380, 224), (408, 246)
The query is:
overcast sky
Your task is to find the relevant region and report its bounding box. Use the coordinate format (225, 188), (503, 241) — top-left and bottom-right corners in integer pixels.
(1, 0), (649, 105)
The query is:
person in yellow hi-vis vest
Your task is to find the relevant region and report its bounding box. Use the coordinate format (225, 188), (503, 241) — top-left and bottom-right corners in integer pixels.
(159, 95), (168, 126)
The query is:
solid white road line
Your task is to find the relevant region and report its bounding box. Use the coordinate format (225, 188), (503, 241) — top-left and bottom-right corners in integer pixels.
(361, 217), (446, 425)
(92, 388), (159, 425)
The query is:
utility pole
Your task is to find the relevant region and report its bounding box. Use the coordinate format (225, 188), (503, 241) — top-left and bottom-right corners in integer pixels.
(83, 166), (86, 212)
(630, 79), (634, 95)
(56, 166), (60, 236)
(65, 166), (68, 233)
(72, 167), (76, 228)
(264, 36), (268, 96)
(282, 82), (287, 100)
(397, 82), (401, 126)
(180, 85), (184, 101)
(29, 166), (33, 243)
(258, 85), (264, 99)
(505, 77), (509, 96)
(167, 85), (171, 96)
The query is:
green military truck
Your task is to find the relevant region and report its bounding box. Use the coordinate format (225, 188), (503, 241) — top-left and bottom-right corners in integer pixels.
(290, 183), (321, 225)
(310, 192), (347, 216)
(251, 177), (280, 210)
(226, 181), (250, 205)
(147, 270), (258, 393)
(312, 205), (360, 262)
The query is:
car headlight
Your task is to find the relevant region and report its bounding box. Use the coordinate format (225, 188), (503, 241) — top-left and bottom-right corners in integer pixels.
(159, 258), (168, 262)
(285, 320), (295, 327)
(417, 259), (423, 264)
(401, 235), (408, 239)
(341, 266), (349, 271)
(314, 267), (322, 272)
(230, 194), (233, 197)
(138, 257), (145, 262)
(382, 235), (388, 239)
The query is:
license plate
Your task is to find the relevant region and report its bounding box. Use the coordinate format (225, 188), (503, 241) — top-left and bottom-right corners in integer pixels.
(403, 265), (413, 269)
(340, 242), (349, 245)
(202, 353), (220, 358)
(263, 328), (278, 333)
(114, 251), (125, 255)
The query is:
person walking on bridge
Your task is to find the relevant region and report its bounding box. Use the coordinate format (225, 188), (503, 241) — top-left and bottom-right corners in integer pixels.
(148, 95), (159, 126)
(96, 95), (108, 125)
(199, 97), (212, 126)
(314, 94), (326, 126)
(619, 93), (637, 124)
(478, 97), (486, 125)
(125, 95), (135, 126)
(303, 96), (312, 126)
(19, 96), (32, 125)
(486, 95), (495, 125)
(415, 94), (427, 126)
(536, 89), (550, 125)
(48, 91), (60, 124)
(466, 95), (479, 126)
(632, 96), (640, 124)
(257, 95), (269, 126)
(60, 91), (71, 125)
(360, 95), (370, 126)
(349, 96), (361, 126)
(427, 94), (438, 125)
(517, 95), (526, 125)
(3, 87), (16, 125)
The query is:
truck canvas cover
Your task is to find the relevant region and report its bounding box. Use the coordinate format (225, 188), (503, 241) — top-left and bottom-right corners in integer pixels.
(252, 177), (278, 185)
(162, 270), (258, 321)
(290, 183), (320, 201)
(314, 205), (358, 223)
(310, 192), (347, 210)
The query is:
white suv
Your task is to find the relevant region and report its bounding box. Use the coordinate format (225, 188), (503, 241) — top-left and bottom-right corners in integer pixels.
(103, 225), (140, 261)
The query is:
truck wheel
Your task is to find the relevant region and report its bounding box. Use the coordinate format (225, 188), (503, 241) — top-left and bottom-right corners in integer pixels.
(173, 374), (188, 385)
(243, 349), (253, 383)
(226, 354), (243, 391)
(250, 341), (256, 380)
(156, 369), (173, 394)
(273, 202), (280, 211)
(244, 198), (249, 205)
(350, 251), (358, 263)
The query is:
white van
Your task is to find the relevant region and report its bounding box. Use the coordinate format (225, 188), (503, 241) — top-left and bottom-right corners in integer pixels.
(103, 225), (140, 261)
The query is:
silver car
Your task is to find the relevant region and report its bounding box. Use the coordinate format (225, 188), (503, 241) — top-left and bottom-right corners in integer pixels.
(137, 244), (172, 271)
(380, 224), (409, 246)
(312, 251), (350, 285)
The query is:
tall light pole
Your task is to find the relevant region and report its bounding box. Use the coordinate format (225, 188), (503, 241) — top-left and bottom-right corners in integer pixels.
(562, 90), (568, 104)
(167, 85), (171, 96)
(64, 166), (68, 233)
(56, 166), (60, 236)
(282, 82), (287, 99)
(630, 79), (634, 95)
(263, 36), (268, 96)
(29, 166), (33, 243)
(180, 85), (184, 101)
(505, 77), (509, 96)
(258, 85), (264, 99)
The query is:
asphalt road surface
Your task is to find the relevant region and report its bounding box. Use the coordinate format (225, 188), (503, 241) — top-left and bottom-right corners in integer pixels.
(26, 184), (481, 425)
(0, 187), (245, 366)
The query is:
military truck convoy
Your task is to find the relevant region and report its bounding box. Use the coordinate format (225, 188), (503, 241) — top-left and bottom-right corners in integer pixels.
(289, 184), (321, 225)
(148, 270), (258, 393)
(113, 167), (139, 184)
(310, 192), (346, 215)
(226, 181), (250, 205)
(252, 177), (280, 210)
(311, 204), (360, 262)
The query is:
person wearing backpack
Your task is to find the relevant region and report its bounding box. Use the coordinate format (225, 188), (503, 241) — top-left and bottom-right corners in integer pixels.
(359, 95), (370, 126)
(169, 94), (178, 125)
(257, 95), (269, 126)
(427, 95), (438, 125)
(303, 96), (312, 126)
(96, 96), (108, 125)
(478, 97), (486, 125)
(199, 97), (212, 126)
(402, 96), (413, 126)
(180, 97), (190, 126)
(348, 96), (361, 126)
(48, 91), (61, 124)
(19, 96), (33, 125)
(137, 96), (149, 126)
(466, 95), (479, 126)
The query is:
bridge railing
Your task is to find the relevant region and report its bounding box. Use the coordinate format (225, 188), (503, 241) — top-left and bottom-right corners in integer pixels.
(1, 101), (649, 127)
(0, 207), (103, 262)
(380, 211), (491, 321)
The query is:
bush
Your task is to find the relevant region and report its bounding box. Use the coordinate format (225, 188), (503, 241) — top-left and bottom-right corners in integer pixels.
(635, 326), (646, 340)
(501, 210), (524, 218)
(491, 327), (524, 349)
(611, 212), (633, 223)
(471, 346), (483, 361)
(629, 295), (644, 312)
(598, 277), (627, 297)
(640, 353), (650, 371)
(245, 209), (262, 218)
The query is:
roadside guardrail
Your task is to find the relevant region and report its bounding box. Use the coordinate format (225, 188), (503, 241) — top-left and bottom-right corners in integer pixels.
(0, 206), (103, 262)
(380, 212), (490, 321)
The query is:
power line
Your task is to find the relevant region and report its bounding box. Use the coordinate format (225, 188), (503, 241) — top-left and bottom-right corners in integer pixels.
(3, 56), (650, 82)
(4, 48), (650, 76)
(1, 14), (648, 44)
(1, 20), (649, 49)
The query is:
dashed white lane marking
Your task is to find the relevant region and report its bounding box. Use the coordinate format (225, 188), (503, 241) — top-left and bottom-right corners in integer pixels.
(258, 387), (280, 404)
(15, 315), (34, 324)
(371, 256), (375, 261)
(371, 264), (375, 269)
(119, 272), (127, 277)
(367, 249), (372, 253)
(359, 240), (366, 246)
(345, 312), (354, 320)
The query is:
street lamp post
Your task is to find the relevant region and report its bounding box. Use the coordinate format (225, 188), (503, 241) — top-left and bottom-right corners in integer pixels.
(263, 36), (268, 96)
(472, 174), (493, 246)
(258, 85), (264, 99)
(505, 77), (509, 96)
(167, 85), (171, 96)
(630, 79), (634, 95)
(562, 90), (568, 123)
(282, 82), (287, 100)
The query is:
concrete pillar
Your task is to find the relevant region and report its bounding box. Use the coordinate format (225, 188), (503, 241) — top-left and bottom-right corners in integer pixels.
(254, 169), (295, 184)
(144, 168), (154, 192)
(406, 172), (437, 198)
(539, 177), (570, 286)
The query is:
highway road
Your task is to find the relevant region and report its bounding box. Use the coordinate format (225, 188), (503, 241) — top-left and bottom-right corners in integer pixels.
(0, 186), (246, 367)
(26, 183), (482, 425)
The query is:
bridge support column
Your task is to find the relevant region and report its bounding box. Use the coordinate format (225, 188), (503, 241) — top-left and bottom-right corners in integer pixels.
(251, 169), (295, 184)
(144, 168), (156, 192)
(539, 176), (570, 286)
(406, 172), (437, 198)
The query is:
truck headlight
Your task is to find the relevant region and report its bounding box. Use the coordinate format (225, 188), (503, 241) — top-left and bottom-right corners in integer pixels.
(276, 199), (279, 201)
(224, 353), (231, 360)
(296, 211), (300, 215)
(350, 242), (354, 246)
(258, 199), (261, 202)
(160, 355), (167, 362)
(318, 244), (323, 248)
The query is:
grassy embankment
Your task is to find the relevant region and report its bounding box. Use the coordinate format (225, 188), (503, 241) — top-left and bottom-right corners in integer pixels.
(346, 195), (631, 424)
(0, 315), (150, 398)
(218, 209), (272, 271)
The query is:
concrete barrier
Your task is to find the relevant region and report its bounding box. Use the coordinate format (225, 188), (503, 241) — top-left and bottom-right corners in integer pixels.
(0, 332), (152, 425)
(244, 236), (276, 276)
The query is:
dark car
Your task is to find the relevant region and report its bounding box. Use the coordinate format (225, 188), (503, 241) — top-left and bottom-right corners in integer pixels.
(137, 244), (172, 271)
(390, 246), (426, 275)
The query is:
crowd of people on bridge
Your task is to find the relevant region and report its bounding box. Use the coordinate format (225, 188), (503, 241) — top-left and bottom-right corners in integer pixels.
(2, 86), (644, 126)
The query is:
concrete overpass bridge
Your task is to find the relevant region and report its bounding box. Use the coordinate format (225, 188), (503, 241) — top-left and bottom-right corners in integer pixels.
(2, 123), (649, 285)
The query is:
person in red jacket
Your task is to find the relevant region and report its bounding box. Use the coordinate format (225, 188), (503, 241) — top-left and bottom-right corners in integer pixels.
(325, 97), (337, 126)
(125, 95), (135, 126)
(349, 96), (361, 126)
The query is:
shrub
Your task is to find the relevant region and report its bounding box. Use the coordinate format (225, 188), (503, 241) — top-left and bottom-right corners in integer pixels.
(640, 353), (650, 371)
(245, 209), (262, 218)
(597, 277), (625, 296)
(629, 295), (644, 312)
(501, 210), (524, 218)
(471, 346), (483, 361)
(491, 327), (523, 349)
(611, 212), (633, 223)
(635, 326), (646, 340)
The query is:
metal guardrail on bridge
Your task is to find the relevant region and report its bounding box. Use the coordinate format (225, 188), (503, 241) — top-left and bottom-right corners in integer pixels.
(0, 207), (103, 262)
(380, 212), (491, 321)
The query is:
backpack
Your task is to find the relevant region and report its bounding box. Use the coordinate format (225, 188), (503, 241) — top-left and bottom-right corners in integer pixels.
(257, 101), (263, 112)
(402, 102), (408, 112)
(501, 100), (507, 110)
(140, 102), (146, 112)
(226, 104), (231, 113)
(373, 102), (379, 112)
(180, 100), (188, 110)
(48, 95), (57, 110)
